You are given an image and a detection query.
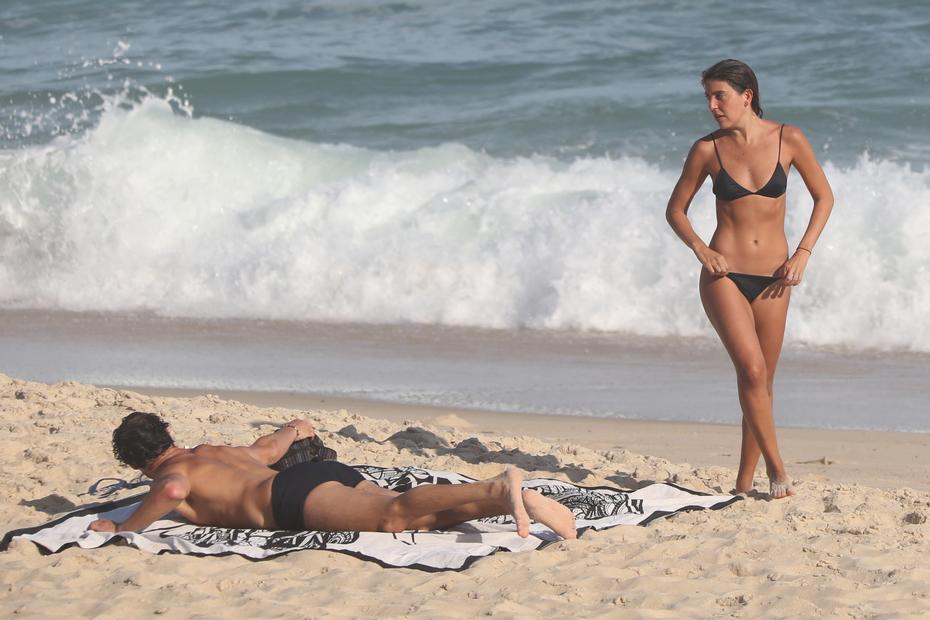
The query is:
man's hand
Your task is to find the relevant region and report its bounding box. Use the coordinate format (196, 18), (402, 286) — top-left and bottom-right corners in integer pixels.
(88, 518), (119, 533)
(284, 419), (316, 441)
(252, 419), (318, 464)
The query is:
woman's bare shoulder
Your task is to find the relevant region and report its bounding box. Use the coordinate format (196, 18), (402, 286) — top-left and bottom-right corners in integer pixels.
(690, 133), (719, 157)
(777, 123), (807, 142)
(777, 124), (816, 159)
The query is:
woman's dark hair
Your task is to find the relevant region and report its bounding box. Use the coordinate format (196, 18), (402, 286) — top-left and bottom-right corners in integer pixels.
(702, 59), (763, 117)
(112, 411), (175, 469)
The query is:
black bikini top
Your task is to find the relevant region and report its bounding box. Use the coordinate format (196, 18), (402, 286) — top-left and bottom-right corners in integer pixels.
(712, 124), (787, 201)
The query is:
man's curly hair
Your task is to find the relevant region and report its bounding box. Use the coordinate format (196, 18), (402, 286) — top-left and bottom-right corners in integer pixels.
(112, 411), (175, 470)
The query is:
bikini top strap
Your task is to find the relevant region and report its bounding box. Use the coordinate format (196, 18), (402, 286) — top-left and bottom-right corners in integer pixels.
(777, 124), (785, 160)
(712, 136), (723, 166)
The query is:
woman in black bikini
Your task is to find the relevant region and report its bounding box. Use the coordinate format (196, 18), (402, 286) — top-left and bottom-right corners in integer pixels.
(665, 59), (834, 498)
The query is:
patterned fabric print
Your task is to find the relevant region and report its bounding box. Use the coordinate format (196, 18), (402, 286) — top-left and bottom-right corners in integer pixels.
(2, 466), (740, 571)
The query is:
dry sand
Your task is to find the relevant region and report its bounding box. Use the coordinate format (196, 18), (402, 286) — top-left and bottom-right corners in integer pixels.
(2, 373), (928, 618)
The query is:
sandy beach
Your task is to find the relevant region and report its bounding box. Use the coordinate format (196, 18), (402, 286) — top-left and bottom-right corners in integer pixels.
(2, 373), (928, 618)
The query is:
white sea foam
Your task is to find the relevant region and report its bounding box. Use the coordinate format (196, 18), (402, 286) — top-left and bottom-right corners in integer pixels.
(1, 96), (928, 351)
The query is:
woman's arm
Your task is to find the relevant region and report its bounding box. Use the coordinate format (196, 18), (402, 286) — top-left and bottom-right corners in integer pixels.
(665, 139), (729, 275)
(778, 126), (835, 285)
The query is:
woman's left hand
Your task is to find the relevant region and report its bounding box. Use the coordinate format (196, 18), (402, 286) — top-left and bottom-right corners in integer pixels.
(777, 250), (810, 286)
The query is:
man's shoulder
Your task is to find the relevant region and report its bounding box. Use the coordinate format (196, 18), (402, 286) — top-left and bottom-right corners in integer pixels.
(190, 443), (225, 454)
(187, 443), (262, 467)
(155, 445), (229, 473)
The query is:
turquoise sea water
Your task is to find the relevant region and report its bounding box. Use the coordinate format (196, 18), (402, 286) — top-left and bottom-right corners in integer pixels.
(3, 0), (929, 162)
(1, 2), (928, 427)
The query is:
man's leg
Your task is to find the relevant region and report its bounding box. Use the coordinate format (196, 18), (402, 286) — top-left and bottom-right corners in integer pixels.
(303, 467), (576, 539)
(348, 480), (576, 539)
(406, 488), (576, 541)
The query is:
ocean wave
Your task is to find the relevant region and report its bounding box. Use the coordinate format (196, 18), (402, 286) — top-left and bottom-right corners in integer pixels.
(1, 94), (928, 352)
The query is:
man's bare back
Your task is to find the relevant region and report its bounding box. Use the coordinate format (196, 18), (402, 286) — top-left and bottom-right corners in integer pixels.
(153, 445), (278, 528)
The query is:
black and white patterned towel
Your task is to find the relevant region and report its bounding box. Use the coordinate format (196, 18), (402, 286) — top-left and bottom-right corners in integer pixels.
(1, 466), (740, 571)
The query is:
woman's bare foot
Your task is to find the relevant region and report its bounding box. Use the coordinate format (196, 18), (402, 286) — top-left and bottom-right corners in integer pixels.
(495, 467), (530, 537)
(769, 475), (796, 499)
(522, 489), (577, 540)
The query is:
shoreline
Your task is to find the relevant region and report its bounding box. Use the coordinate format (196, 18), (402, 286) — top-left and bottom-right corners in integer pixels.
(5, 308), (930, 434)
(123, 385), (930, 493)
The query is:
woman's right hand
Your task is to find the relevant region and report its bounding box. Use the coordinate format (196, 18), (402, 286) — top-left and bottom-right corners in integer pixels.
(692, 244), (729, 276)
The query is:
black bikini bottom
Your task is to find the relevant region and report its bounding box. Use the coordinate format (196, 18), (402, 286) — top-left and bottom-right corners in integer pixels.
(726, 272), (781, 303)
(270, 461), (365, 530)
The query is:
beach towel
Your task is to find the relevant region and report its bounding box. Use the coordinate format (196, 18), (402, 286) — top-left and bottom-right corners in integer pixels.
(1, 466), (739, 571)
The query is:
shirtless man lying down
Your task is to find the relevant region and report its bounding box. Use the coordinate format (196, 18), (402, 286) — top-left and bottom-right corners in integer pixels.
(88, 411), (577, 539)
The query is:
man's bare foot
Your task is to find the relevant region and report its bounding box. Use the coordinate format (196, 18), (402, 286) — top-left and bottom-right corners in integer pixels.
(522, 489), (577, 540)
(769, 476), (796, 499)
(496, 467), (530, 537)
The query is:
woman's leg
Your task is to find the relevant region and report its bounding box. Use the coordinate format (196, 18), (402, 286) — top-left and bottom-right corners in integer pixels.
(752, 284), (793, 496)
(734, 284), (792, 492)
(700, 272), (793, 497)
(737, 416), (760, 491)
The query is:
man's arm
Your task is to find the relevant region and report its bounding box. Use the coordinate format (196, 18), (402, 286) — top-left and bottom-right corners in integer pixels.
(88, 472), (190, 533)
(245, 419), (316, 466)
